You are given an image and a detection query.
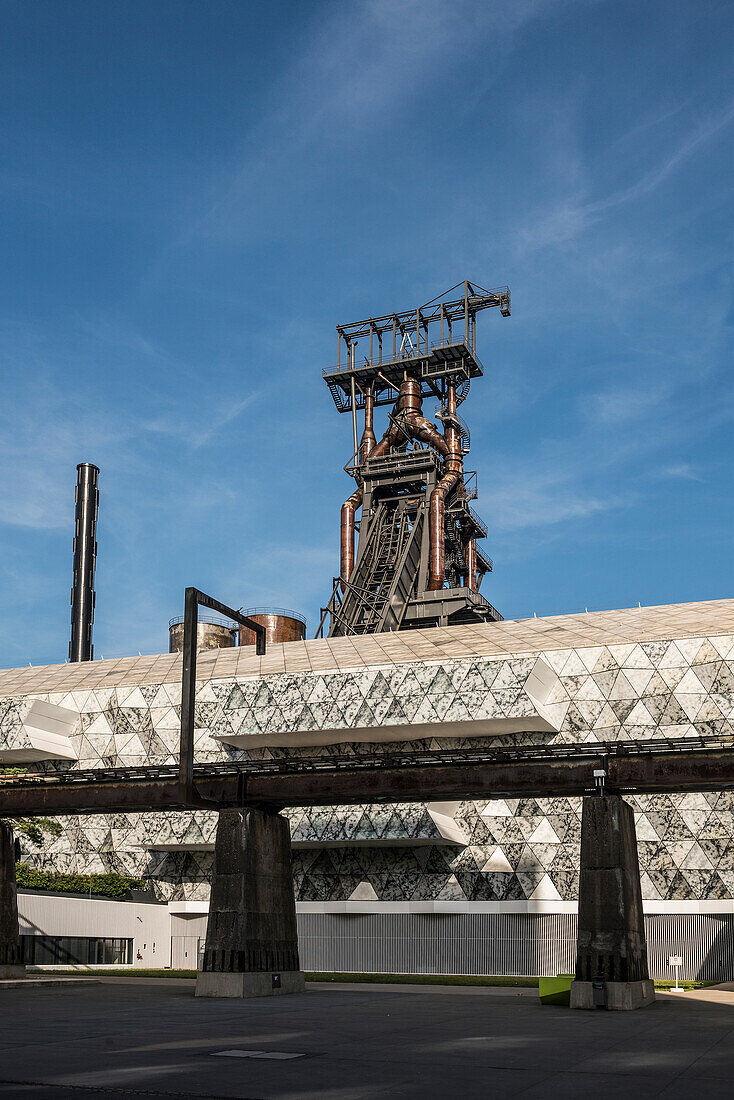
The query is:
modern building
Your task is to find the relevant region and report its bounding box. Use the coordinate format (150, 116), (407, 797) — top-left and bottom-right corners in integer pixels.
(3, 598), (734, 980)
(3, 284), (733, 980)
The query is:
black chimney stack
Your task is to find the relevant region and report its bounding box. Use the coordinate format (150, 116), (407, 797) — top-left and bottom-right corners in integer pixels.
(69, 462), (99, 662)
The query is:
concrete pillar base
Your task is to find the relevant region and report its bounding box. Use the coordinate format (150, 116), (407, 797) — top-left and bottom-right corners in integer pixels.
(1, 822), (22, 979)
(574, 795), (652, 1008)
(197, 808), (303, 1000)
(0, 965), (25, 980)
(195, 970), (306, 999)
(571, 979), (655, 1011)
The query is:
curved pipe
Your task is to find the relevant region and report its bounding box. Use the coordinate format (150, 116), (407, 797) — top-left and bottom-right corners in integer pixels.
(394, 378), (448, 453)
(389, 378), (462, 591)
(465, 538), (477, 592)
(340, 401), (400, 585)
(427, 379), (463, 590)
(340, 489), (362, 586)
(340, 375), (463, 593)
(359, 386), (377, 465)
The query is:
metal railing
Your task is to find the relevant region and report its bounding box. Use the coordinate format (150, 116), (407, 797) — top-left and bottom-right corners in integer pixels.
(322, 340), (483, 377)
(467, 503), (488, 538)
(169, 613), (238, 630)
(7, 733), (734, 791)
(240, 607), (306, 625)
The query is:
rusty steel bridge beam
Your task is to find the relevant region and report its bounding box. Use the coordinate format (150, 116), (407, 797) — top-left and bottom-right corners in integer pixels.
(0, 775), (239, 817)
(2, 749), (734, 817)
(239, 750), (734, 805)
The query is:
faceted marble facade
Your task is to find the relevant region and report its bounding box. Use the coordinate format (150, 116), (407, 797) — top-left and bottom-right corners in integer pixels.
(1, 602), (733, 905)
(0, 697), (77, 762)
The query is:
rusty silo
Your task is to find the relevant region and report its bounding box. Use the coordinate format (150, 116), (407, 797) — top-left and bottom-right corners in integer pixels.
(238, 607), (306, 647)
(168, 615), (237, 653)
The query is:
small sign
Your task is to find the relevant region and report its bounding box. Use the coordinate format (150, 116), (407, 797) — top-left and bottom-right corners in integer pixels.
(669, 955), (683, 991)
(272, 973), (281, 989)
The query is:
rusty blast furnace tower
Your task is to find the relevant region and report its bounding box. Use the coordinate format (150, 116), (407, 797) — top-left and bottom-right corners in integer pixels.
(317, 280), (510, 637)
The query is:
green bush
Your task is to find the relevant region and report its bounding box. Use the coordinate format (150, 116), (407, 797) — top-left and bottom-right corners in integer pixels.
(15, 862), (145, 899)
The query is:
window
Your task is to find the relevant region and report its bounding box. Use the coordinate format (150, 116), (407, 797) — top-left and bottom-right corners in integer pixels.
(21, 936), (133, 966)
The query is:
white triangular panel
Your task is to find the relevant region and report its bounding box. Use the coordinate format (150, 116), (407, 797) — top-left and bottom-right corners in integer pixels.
(528, 819), (561, 844)
(529, 874), (561, 901)
(481, 800), (513, 818)
(482, 847), (513, 873)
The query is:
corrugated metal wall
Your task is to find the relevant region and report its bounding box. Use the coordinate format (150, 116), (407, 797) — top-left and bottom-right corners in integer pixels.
(645, 914), (734, 981)
(297, 913), (577, 977)
(296, 913), (734, 981)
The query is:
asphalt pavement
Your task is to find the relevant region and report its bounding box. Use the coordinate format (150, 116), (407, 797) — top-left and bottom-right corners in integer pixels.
(0, 977), (733, 1098)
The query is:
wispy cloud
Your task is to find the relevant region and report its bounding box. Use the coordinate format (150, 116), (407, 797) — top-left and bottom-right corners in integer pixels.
(0, 314), (263, 533)
(596, 99), (734, 212)
(0, 377), (127, 530)
(149, 0), (598, 256)
(481, 466), (622, 532)
(586, 386), (666, 424)
(518, 97), (734, 252)
(220, 541), (335, 619)
(659, 463), (704, 482)
(142, 391), (260, 448)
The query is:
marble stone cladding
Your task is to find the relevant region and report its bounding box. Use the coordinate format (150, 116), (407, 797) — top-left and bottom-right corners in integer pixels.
(0, 699), (32, 754)
(1, 604), (733, 905)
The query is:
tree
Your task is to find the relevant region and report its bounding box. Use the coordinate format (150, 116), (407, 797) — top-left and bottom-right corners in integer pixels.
(0, 764), (62, 849)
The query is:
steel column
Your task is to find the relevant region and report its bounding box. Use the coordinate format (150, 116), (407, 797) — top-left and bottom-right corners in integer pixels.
(178, 588), (266, 808)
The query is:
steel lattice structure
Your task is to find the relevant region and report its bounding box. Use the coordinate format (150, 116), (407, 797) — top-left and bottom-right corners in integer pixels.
(318, 281), (509, 638)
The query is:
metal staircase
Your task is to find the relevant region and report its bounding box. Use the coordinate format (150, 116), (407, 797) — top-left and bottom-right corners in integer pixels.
(435, 405), (470, 455)
(456, 413), (470, 455)
(456, 376), (470, 405)
(329, 501), (424, 636)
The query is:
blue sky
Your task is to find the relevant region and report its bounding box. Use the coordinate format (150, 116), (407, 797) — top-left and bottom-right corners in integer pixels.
(1, 0), (732, 667)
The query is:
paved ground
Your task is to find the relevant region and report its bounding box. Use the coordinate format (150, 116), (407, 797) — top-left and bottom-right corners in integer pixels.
(1, 978), (734, 1099)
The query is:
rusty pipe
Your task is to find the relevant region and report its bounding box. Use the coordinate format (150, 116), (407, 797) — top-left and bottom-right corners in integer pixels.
(385, 376), (462, 592)
(466, 538), (477, 591)
(450, 380), (467, 502)
(400, 376), (422, 414)
(359, 386), (377, 464)
(340, 401), (401, 585)
(389, 377), (459, 592)
(340, 375), (461, 591)
(368, 409), (401, 463)
(428, 378), (463, 590)
(340, 488), (362, 586)
(444, 377), (465, 496)
(394, 377), (447, 452)
(446, 376), (458, 433)
(448, 377), (473, 590)
(428, 480), (460, 590)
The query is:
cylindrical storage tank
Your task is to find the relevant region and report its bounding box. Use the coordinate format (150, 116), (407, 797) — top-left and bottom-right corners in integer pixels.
(168, 615), (237, 653)
(238, 607), (306, 647)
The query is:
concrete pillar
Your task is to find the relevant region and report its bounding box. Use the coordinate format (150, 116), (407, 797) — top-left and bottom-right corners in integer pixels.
(571, 795), (654, 1010)
(0, 822), (24, 979)
(195, 807), (305, 998)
